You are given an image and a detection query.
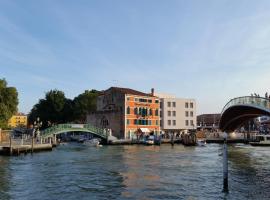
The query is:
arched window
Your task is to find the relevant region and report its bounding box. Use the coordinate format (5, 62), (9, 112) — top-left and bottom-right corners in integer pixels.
(127, 106), (130, 114)
(134, 107), (138, 115)
(139, 107), (142, 115)
(149, 109), (153, 116)
(155, 109), (159, 116)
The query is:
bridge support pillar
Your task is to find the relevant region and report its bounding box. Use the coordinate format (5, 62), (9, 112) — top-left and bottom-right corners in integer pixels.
(223, 132), (229, 193)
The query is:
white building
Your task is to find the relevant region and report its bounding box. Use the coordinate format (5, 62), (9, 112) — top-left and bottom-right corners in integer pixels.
(155, 93), (197, 136)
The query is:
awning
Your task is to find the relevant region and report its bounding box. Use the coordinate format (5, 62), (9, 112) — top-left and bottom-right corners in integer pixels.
(139, 128), (150, 133)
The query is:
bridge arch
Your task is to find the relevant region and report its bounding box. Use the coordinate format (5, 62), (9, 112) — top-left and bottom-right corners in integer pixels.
(40, 124), (108, 140)
(219, 96), (270, 132)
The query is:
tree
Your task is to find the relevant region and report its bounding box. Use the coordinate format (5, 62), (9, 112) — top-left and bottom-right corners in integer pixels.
(73, 90), (99, 122)
(0, 79), (18, 128)
(28, 89), (99, 127)
(29, 89), (68, 128)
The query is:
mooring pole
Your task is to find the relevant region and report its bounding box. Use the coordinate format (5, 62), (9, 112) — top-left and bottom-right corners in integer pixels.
(223, 132), (228, 193)
(171, 132), (174, 146)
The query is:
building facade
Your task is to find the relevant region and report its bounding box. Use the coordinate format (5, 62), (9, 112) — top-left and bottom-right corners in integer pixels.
(8, 113), (28, 128)
(156, 93), (197, 136)
(87, 87), (160, 139)
(197, 114), (221, 129)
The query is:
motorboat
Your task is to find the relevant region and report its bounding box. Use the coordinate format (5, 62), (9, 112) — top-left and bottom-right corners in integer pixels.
(83, 138), (100, 147)
(144, 135), (160, 145)
(197, 139), (206, 146)
(249, 134), (270, 146)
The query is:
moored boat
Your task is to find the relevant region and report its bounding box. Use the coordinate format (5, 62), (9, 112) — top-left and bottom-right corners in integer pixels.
(83, 138), (100, 147)
(249, 134), (270, 146)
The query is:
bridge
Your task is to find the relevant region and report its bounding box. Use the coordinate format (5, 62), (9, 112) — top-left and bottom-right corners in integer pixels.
(40, 124), (108, 140)
(219, 96), (270, 132)
(218, 95), (270, 192)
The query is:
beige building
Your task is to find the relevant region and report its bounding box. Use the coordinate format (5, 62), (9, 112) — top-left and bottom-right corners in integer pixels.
(156, 93), (197, 136)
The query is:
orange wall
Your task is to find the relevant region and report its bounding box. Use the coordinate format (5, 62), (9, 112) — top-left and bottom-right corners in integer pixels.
(125, 95), (160, 133)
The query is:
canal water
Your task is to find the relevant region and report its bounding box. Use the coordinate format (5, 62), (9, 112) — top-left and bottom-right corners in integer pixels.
(1, 143), (270, 200)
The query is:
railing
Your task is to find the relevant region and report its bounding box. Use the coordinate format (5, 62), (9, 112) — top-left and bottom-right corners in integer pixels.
(221, 96), (270, 114)
(40, 124), (108, 139)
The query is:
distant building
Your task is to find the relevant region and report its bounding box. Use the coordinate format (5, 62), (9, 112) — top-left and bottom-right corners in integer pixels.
(8, 113), (28, 128)
(155, 93), (197, 136)
(87, 87), (160, 139)
(197, 114), (221, 129)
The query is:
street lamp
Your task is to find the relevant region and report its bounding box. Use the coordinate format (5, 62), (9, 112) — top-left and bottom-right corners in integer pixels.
(33, 117), (42, 138)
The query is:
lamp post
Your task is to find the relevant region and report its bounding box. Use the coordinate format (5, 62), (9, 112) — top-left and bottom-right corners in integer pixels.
(32, 117), (42, 154)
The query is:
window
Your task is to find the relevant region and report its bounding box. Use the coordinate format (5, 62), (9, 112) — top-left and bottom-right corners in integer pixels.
(168, 120), (171, 125)
(173, 111), (176, 116)
(173, 120), (176, 126)
(185, 111), (189, 117)
(134, 119), (138, 125)
(135, 98), (138, 102)
(127, 106), (130, 114)
(139, 98), (147, 103)
(185, 120), (189, 126)
(190, 111), (193, 117)
(127, 97), (130, 101)
(168, 111), (171, 116)
(148, 99), (152, 103)
(156, 120), (159, 125)
(134, 107), (138, 115)
(185, 102), (189, 108)
(127, 119), (130, 125)
(155, 99), (159, 103)
(190, 102), (194, 108)
(155, 109), (159, 116)
(167, 102), (171, 107)
(190, 120), (194, 126)
(160, 111), (162, 117)
(149, 120), (152, 125)
(149, 109), (153, 115)
(172, 102), (176, 107)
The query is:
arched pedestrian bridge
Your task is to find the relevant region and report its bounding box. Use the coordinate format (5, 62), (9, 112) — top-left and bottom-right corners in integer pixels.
(40, 124), (108, 140)
(219, 96), (270, 132)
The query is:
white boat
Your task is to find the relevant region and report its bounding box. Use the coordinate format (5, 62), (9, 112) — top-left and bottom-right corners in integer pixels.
(197, 139), (206, 146)
(249, 135), (270, 146)
(144, 135), (156, 145)
(83, 138), (100, 147)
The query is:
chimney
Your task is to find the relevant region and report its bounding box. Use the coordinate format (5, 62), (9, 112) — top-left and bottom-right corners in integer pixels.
(151, 88), (154, 96)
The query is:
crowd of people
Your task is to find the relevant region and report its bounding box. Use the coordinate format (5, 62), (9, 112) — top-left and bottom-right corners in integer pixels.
(251, 92), (270, 99)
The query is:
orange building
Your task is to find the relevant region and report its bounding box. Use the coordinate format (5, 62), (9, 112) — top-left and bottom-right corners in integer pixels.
(125, 93), (160, 138)
(87, 87), (160, 139)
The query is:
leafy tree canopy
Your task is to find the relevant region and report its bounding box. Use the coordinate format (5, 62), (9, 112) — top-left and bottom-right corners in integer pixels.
(28, 89), (99, 127)
(0, 79), (18, 128)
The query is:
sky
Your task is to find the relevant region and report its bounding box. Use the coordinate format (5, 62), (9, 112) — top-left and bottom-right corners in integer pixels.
(1, 0), (270, 115)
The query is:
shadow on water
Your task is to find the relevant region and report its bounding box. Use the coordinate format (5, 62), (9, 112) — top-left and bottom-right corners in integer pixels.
(0, 156), (11, 200)
(226, 144), (270, 199)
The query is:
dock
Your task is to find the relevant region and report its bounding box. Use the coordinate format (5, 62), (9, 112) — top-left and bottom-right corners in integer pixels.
(0, 143), (53, 156)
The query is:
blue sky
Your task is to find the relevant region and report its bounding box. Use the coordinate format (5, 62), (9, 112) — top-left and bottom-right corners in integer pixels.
(1, 0), (270, 114)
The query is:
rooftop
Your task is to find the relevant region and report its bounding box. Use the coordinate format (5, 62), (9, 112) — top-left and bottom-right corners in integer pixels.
(101, 87), (155, 97)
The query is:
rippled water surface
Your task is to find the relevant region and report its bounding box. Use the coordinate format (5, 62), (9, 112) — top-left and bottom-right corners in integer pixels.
(1, 143), (270, 200)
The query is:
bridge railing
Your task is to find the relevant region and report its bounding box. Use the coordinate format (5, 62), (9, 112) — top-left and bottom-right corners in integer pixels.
(221, 96), (270, 114)
(40, 124), (108, 139)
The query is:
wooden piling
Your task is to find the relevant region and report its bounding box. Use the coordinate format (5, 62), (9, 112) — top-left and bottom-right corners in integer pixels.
(9, 134), (12, 156)
(223, 132), (229, 193)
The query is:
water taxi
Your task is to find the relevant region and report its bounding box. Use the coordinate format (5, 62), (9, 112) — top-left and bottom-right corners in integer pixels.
(249, 135), (270, 146)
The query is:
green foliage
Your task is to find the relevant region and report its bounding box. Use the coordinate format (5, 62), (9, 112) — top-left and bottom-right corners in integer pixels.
(0, 79), (18, 128)
(73, 90), (99, 122)
(29, 89), (99, 127)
